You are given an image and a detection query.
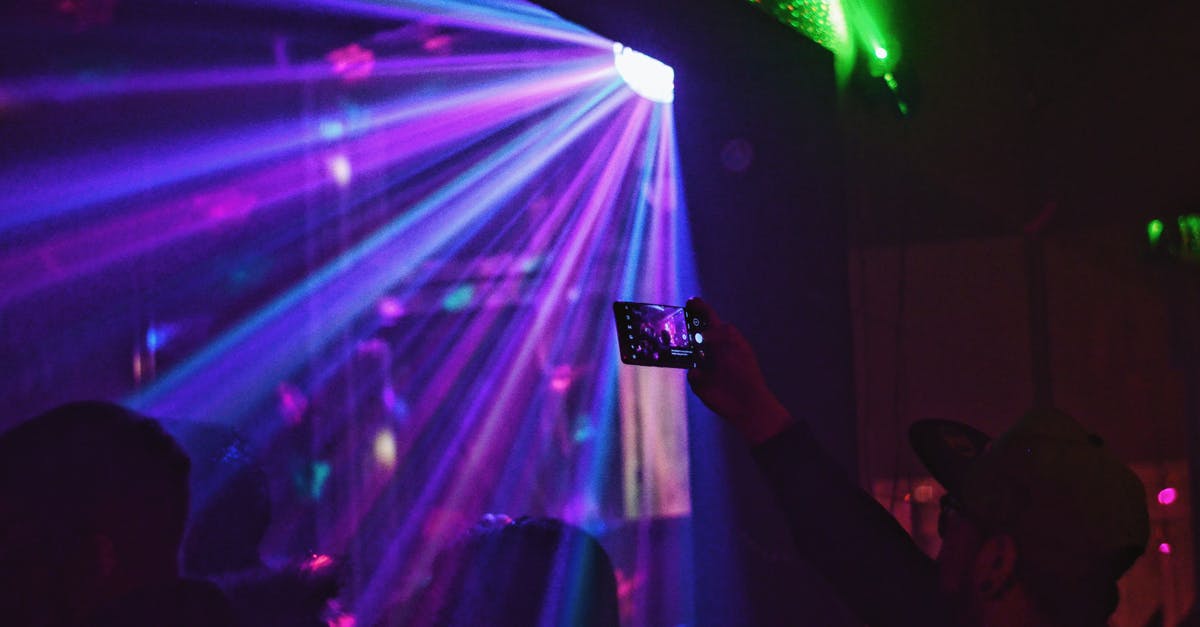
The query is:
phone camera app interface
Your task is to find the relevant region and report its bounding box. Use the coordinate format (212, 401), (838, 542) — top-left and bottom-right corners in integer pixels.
(624, 304), (692, 364)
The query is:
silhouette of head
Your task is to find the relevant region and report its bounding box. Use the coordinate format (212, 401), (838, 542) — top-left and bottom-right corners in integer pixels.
(412, 516), (619, 627)
(0, 401), (191, 626)
(163, 420), (271, 578)
(912, 409), (1148, 626)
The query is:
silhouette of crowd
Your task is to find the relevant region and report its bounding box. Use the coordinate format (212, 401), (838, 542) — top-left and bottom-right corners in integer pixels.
(0, 401), (618, 627)
(0, 301), (1161, 627)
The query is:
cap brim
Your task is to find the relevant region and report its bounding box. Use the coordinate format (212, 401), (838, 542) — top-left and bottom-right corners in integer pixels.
(908, 419), (992, 498)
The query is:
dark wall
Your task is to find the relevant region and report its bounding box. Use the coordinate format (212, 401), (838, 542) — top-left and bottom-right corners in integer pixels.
(676, 10), (856, 624)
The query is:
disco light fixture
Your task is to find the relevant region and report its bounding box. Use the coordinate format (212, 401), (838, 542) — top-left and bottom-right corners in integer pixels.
(746, 0), (850, 54)
(747, 0), (908, 113)
(613, 43), (675, 103)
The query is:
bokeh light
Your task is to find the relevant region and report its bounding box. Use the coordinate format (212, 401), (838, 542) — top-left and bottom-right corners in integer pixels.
(326, 154), (353, 187)
(374, 429), (398, 469)
(1148, 219), (1165, 246)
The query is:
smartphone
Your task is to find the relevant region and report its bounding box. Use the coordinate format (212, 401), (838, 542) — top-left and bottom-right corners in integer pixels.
(612, 301), (706, 369)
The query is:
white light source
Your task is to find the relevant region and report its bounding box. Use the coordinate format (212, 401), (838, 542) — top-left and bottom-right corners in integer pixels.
(374, 428), (397, 469)
(613, 43), (674, 103)
(326, 154), (353, 187)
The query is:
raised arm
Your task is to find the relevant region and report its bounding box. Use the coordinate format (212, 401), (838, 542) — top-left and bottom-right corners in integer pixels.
(686, 297), (954, 627)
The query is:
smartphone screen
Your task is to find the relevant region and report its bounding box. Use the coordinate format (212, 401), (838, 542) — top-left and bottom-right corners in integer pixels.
(613, 301), (702, 369)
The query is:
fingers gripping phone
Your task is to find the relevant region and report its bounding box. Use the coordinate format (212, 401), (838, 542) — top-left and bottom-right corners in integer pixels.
(613, 301), (706, 369)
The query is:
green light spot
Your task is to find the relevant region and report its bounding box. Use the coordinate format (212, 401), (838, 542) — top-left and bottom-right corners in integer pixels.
(295, 461), (333, 501)
(1181, 214), (1200, 253)
(883, 71), (899, 92)
(1148, 219), (1165, 246)
(441, 284), (474, 312)
(874, 46), (889, 59)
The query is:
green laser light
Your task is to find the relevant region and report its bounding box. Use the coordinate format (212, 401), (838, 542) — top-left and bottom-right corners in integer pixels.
(1148, 219), (1165, 246)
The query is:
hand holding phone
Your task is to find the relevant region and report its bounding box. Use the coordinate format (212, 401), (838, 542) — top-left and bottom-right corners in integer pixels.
(612, 300), (707, 369)
(681, 297), (793, 443)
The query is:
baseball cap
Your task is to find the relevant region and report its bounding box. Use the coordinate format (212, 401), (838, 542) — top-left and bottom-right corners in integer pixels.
(909, 408), (1150, 581)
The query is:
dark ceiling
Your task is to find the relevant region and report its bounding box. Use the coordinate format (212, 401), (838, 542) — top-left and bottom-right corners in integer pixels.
(844, 0), (1199, 246)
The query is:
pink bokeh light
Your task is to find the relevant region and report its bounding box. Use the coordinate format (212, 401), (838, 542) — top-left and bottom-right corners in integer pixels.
(326, 43), (376, 82)
(277, 382), (309, 426)
(304, 553), (335, 573)
(377, 296), (405, 323)
(549, 364), (574, 392)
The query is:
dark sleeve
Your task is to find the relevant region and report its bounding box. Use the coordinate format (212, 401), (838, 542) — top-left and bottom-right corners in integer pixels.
(751, 425), (956, 627)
